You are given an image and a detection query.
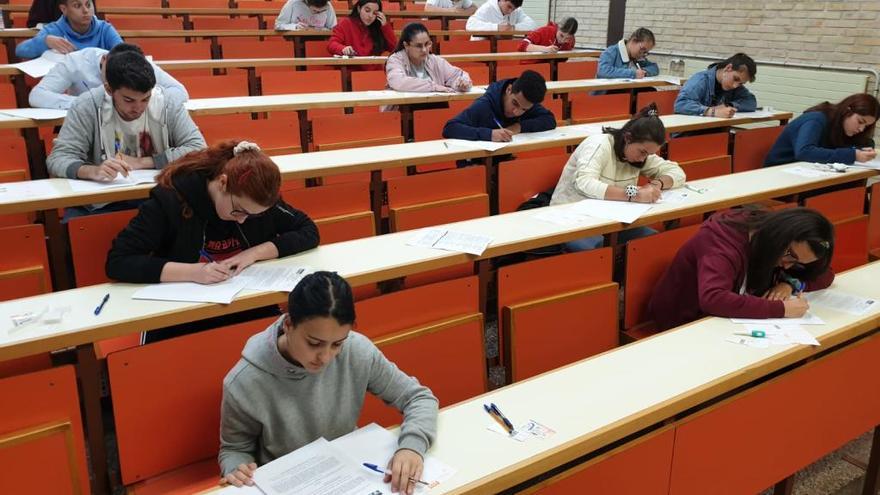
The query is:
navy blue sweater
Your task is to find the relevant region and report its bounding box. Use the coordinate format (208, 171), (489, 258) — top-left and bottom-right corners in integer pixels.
(442, 79), (556, 141)
(764, 111), (863, 166)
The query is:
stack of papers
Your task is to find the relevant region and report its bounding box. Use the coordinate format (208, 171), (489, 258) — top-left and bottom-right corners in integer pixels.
(239, 265), (312, 293)
(726, 313), (825, 349)
(66, 169), (160, 193)
(805, 289), (877, 316)
(568, 198), (653, 223)
(780, 166), (835, 179)
(853, 157), (880, 170)
(407, 228), (492, 255)
(733, 110), (777, 119)
(131, 265), (312, 304)
(11, 50), (66, 78)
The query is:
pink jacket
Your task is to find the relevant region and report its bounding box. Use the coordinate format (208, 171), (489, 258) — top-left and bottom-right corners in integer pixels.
(384, 50), (473, 93)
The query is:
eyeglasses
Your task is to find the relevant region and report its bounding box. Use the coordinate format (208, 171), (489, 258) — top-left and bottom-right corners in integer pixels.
(406, 40), (432, 51)
(229, 193), (268, 219)
(781, 246), (805, 270)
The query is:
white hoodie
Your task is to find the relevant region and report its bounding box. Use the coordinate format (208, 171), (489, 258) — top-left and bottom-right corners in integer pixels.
(275, 0), (337, 30)
(465, 0), (536, 31)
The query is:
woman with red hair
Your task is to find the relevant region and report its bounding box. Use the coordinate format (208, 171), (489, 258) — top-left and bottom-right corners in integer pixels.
(764, 93), (880, 166)
(106, 140), (319, 286)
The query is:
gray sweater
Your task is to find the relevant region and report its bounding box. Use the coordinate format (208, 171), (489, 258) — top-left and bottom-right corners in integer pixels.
(46, 86), (206, 179)
(219, 317), (439, 476)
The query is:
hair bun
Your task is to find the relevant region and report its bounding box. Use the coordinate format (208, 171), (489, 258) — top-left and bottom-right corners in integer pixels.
(234, 141), (261, 156)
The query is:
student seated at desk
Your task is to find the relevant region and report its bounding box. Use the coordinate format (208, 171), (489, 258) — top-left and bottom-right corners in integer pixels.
(106, 141), (319, 343)
(47, 49), (205, 219)
(327, 0), (397, 71)
(597, 27), (658, 79)
(549, 103), (685, 252)
(517, 17), (577, 54)
(442, 69), (555, 142)
(648, 207), (835, 331)
(385, 23), (472, 94)
(29, 43), (188, 110)
(275, 0), (337, 31)
(423, 0), (476, 15)
(465, 0), (536, 32)
(674, 53), (757, 117)
(764, 93), (879, 167)
(219, 271), (438, 495)
(16, 0), (122, 59)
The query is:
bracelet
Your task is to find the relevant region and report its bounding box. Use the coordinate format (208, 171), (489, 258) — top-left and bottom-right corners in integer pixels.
(625, 184), (639, 202)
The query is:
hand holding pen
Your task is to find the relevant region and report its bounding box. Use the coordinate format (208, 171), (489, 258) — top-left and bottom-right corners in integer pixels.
(491, 117), (514, 143)
(854, 147), (877, 163)
(194, 249), (232, 284)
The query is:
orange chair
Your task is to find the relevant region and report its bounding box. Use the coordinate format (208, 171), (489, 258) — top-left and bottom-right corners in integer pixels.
(461, 64), (490, 85)
(679, 155), (731, 181)
(869, 183), (880, 259)
(412, 106), (461, 172)
(732, 125), (785, 173)
(132, 40), (213, 61)
(623, 225), (701, 338)
(175, 73), (250, 98)
(448, 19), (467, 31)
(261, 69), (343, 118)
(200, 115), (303, 155)
(108, 317), (275, 494)
(440, 40), (490, 55)
(570, 93), (630, 124)
(238, 0), (287, 6)
(0, 224), (52, 301)
(0, 354), (52, 380)
(497, 154), (568, 213)
(0, 83), (16, 107)
(387, 165), (488, 232)
(169, 0), (231, 6)
(311, 112), (405, 182)
(221, 38), (295, 59)
(498, 248), (616, 382)
(496, 39), (522, 53)
(103, 15), (183, 30)
(0, 136), (33, 227)
(100, 0), (162, 5)
(557, 61), (598, 81)
(666, 131), (729, 163)
(350, 70), (387, 112)
(331, 0), (350, 11)
(544, 96), (565, 125)
(356, 276), (485, 426)
(190, 16), (261, 30)
(0, 366), (91, 495)
(282, 182), (375, 244)
(496, 63), (550, 82)
(805, 187), (869, 272)
(636, 89), (679, 115)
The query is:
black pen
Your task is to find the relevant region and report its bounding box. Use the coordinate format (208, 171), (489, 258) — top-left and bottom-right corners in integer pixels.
(94, 293), (110, 315)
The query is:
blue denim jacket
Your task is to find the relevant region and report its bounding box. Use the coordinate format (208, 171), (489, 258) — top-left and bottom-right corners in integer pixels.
(674, 67), (757, 115)
(597, 40), (659, 79)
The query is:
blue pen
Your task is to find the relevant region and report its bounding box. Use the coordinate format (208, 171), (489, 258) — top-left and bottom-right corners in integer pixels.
(492, 117), (504, 130)
(94, 293), (110, 316)
(490, 402), (515, 431)
(362, 463), (430, 486)
(199, 249), (217, 263)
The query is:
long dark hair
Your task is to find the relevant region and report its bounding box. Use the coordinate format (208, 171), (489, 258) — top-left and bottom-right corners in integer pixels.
(602, 102), (666, 167)
(350, 0), (388, 56)
(726, 207), (834, 296)
(288, 271), (356, 327)
(709, 52), (756, 82)
(394, 22), (429, 53)
(805, 93), (880, 148)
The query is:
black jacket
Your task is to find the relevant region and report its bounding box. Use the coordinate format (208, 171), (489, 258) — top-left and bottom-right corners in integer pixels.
(105, 171), (320, 283)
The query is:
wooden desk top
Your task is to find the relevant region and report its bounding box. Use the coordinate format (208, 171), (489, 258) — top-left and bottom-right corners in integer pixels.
(0, 28), (528, 39)
(0, 112), (786, 215)
(0, 162), (872, 361)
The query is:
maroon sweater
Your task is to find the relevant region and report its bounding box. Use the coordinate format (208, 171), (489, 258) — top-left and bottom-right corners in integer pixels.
(648, 211), (835, 330)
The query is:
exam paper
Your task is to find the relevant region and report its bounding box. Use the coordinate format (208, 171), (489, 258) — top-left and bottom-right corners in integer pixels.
(779, 166), (835, 179)
(442, 139), (509, 152)
(853, 157), (880, 169)
(12, 50), (65, 78)
(66, 169), (160, 192)
(510, 128), (569, 144)
(730, 312), (825, 326)
(568, 198), (653, 223)
(0, 180), (58, 201)
(407, 228), (492, 255)
(332, 424), (457, 492)
(657, 189), (692, 204)
(215, 484), (263, 494)
(132, 277), (249, 304)
(732, 110), (776, 119)
(0, 108), (67, 120)
(531, 208), (591, 226)
(253, 437), (387, 495)
(239, 265), (312, 293)
(740, 323), (820, 346)
(805, 289), (877, 316)
(726, 334), (770, 349)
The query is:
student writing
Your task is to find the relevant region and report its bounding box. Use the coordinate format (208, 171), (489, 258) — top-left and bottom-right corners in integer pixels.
(275, 0), (337, 31)
(518, 18), (578, 54)
(385, 22), (472, 94)
(597, 27), (658, 79)
(674, 53), (758, 117)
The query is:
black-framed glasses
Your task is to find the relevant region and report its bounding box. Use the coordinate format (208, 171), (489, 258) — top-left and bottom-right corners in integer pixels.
(229, 193), (269, 219)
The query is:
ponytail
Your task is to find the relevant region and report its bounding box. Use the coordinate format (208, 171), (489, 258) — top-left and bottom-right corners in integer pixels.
(603, 102), (666, 162)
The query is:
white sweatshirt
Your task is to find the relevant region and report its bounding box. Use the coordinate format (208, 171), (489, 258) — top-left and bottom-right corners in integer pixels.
(465, 0), (536, 31)
(275, 0), (337, 30)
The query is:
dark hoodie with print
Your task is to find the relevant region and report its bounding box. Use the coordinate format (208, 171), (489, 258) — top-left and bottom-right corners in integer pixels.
(105, 171), (319, 284)
(441, 78), (556, 141)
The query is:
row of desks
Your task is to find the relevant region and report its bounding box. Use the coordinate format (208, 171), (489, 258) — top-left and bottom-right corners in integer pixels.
(0, 4), (468, 19)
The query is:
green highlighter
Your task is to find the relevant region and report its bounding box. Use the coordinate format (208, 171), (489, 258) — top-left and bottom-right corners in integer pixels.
(734, 330), (766, 338)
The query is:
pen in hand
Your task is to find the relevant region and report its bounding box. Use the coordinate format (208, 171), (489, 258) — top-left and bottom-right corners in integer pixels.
(362, 463), (430, 486)
(199, 249), (217, 264)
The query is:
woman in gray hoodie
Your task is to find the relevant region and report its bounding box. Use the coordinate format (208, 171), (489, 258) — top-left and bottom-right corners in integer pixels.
(220, 271), (438, 494)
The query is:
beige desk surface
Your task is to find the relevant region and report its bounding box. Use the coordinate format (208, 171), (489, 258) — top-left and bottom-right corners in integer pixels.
(426, 260), (880, 494)
(0, 28), (528, 39)
(0, 112), (789, 215)
(1, 4), (469, 17)
(0, 162), (873, 361)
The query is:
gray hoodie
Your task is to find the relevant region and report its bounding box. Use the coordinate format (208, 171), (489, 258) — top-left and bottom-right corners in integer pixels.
(46, 86), (206, 179)
(218, 316), (439, 476)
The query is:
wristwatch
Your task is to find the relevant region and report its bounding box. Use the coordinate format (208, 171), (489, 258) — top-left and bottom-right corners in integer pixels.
(625, 184), (639, 202)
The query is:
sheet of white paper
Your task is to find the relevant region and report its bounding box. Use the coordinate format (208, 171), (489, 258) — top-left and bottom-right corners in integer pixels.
(238, 265), (312, 293)
(132, 277), (249, 304)
(657, 189), (692, 204)
(780, 166), (835, 178)
(407, 228), (492, 255)
(568, 198), (653, 223)
(853, 157), (880, 169)
(12, 51), (66, 78)
(510, 128), (569, 143)
(0, 180), (58, 201)
(65, 169), (159, 192)
(0, 107), (67, 120)
(733, 110), (776, 119)
(531, 208), (591, 226)
(730, 312), (825, 326)
(726, 335), (770, 348)
(805, 289), (878, 316)
(442, 139), (509, 152)
(214, 484), (264, 494)
(332, 424), (457, 492)
(253, 437), (387, 495)
(740, 323), (819, 346)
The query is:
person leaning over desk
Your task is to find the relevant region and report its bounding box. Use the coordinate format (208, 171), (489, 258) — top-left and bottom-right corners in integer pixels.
(219, 271), (438, 495)
(674, 52), (758, 118)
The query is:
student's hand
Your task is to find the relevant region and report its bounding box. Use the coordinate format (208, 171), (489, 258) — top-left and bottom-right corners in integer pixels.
(219, 249), (261, 276)
(295, 21), (309, 30)
(856, 148), (877, 162)
(635, 185), (661, 203)
(783, 294), (809, 318)
(118, 153), (152, 171)
(634, 68), (647, 79)
(375, 11), (388, 26)
(341, 46), (357, 56)
(498, 22), (514, 31)
(45, 35), (76, 54)
(491, 128), (514, 142)
(710, 105), (736, 118)
(78, 159), (132, 182)
(543, 45), (559, 53)
(192, 262), (232, 285)
(505, 123), (521, 134)
(455, 78), (471, 92)
(386, 449), (424, 495)
(764, 282), (793, 301)
(223, 462), (257, 488)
